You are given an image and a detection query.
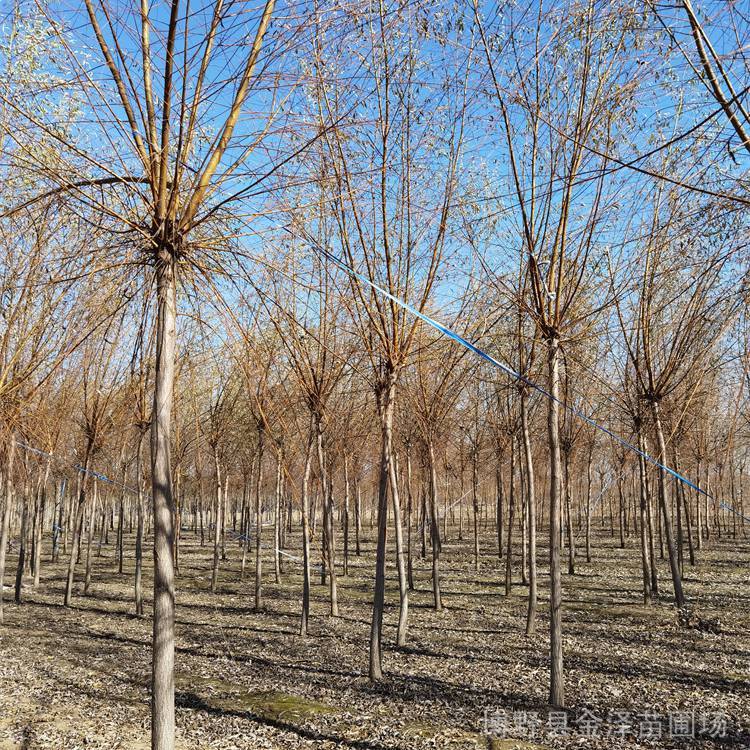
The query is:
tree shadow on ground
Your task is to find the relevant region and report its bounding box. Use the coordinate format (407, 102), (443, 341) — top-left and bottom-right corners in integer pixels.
(175, 691), (393, 750)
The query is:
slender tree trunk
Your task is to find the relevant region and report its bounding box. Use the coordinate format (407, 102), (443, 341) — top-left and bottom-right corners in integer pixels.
(370, 372), (396, 681)
(617, 476), (626, 549)
(640, 434), (659, 595)
(547, 336), (564, 707)
(354, 478), (361, 556)
(315, 417), (337, 617)
(505, 436), (516, 596)
(428, 437), (442, 611)
(675, 452), (695, 566)
(696, 458), (703, 550)
(389, 448), (409, 646)
(472, 446), (480, 573)
(521, 392), (537, 635)
(32, 462), (50, 589)
(255, 426), (264, 611)
(585, 450), (592, 562)
(52, 478), (64, 564)
(563, 449), (575, 575)
(84, 481), (97, 594)
(300, 429), (313, 636)
(150, 251), (177, 750)
(14, 487), (29, 604)
(135, 431), (145, 617)
(343, 454), (350, 577)
(274, 445), (282, 584)
(405, 448), (414, 590)
(117, 490), (125, 573)
(496, 460), (504, 560)
(65, 452), (92, 607)
(650, 400), (686, 607)
(420, 483), (427, 559)
(636, 427), (652, 603)
(211, 447), (222, 593)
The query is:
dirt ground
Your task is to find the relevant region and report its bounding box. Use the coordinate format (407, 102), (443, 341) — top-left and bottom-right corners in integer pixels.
(0, 523), (748, 749)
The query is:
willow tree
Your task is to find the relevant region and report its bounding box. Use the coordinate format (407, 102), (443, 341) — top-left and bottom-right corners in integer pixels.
(0, 0), (311, 744)
(0, 214), (89, 622)
(612, 188), (740, 607)
(264, 164), (356, 621)
(310, 1), (470, 679)
(475, 0), (643, 706)
(408, 330), (473, 611)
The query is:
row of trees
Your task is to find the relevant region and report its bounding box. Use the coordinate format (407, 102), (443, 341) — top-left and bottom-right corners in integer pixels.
(0, 0), (748, 748)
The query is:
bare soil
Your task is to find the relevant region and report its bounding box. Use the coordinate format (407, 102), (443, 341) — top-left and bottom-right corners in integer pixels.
(0, 523), (748, 749)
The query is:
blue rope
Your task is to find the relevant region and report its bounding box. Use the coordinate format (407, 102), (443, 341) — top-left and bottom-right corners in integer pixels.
(16, 442), (140, 496)
(297, 234), (749, 522)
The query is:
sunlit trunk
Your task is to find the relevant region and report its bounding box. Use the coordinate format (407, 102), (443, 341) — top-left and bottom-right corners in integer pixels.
(211, 445), (222, 593)
(255, 425), (264, 611)
(300, 427), (313, 635)
(369, 371), (396, 680)
(405, 449), (414, 590)
(505, 436), (515, 596)
(342, 453), (350, 577)
(150, 251), (177, 750)
(472, 446), (480, 573)
(496, 460), (504, 560)
(585, 450), (592, 563)
(389, 446), (408, 646)
(84, 480), (97, 594)
(636, 428), (652, 603)
(65, 451), (92, 607)
(650, 399), (686, 607)
(547, 335), (564, 707)
(135, 430), (145, 617)
(315, 415), (337, 616)
(427, 436), (442, 611)
(521, 392), (537, 635)
(274, 445), (282, 583)
(563, 448), (575, 575)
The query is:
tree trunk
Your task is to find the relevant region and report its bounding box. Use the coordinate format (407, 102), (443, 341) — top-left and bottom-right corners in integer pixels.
(274, 445), (282, 584)
(315, 417), (337, 617)
(135, 430), (145, 617)
(14, 487), (29, 604)
(521, 392), (537, 635)
(617, 476), (626, 549)
(354, 478), (361, 556)
(650, 399), (686, 607)
(343, 453), (350, 577)
(547, 335), (564, 707)
(117, 491), (125, 574)
(505, 436), (515, 596)
(65, 452), (92, 607)
(255, 426), (264, 611)
(84, 481), (97, 594)
(389, 446), (408, 646)
(405, 449), (414, 590)
(428, 436), (442, 611)
(52, 478), (65, 564)
(32, 463), (50, 589)
(300, 429), (313, 636)
(563, 449), (575, 575)
(211, 446), (222, 593)
(150, 250), (177, 750)
(636, 427), (652, 603)
(585, 450), (592, 562)
(496, 460), (504, 560)
(472, 446), (480, 573)
(696, 458), (703, 551)
(369, 371), (396, 681)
